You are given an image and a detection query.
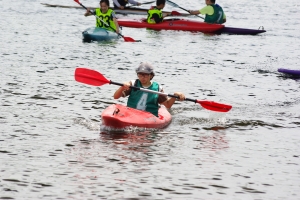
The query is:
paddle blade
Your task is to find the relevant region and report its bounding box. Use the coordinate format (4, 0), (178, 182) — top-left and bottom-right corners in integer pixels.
(123, 36), (137, 42)
(74, 0), (80, 4)
(171, 11), (181, 16)
(197, 100), (232, 112)
(75, 68), (110, 86)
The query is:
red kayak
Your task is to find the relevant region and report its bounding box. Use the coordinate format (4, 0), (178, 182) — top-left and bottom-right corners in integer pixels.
(101, 104), (172, 129)
(117, 18), (224, 33)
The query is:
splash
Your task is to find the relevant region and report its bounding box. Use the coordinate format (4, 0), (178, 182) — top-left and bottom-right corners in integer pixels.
(208, 112), (228, 124)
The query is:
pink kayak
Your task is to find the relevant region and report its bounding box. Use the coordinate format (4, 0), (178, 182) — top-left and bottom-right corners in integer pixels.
(101, 104), (172, 129)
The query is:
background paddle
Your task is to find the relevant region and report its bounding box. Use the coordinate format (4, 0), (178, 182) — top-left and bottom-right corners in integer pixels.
(128, 1), (155, 7)
(75, 68), (232, 112)
(74, 0), (140, 42)
(166, 0), (204, 19)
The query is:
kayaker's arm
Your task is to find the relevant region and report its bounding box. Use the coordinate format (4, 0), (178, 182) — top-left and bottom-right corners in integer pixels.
(112, 0), (122, 8)
(189, 10), (201, 15)
(84, 8), (94, 16)
(112, 17), (120, 33)
(113, 82), (131, 99)
(151, 13), (164, 23)
(161, 92), (185, 109)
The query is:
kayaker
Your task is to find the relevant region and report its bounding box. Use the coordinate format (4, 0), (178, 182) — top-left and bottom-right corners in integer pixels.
(84, 0), (120, 33)
(113, 62), (185, 117)
(113, 0), (142, 9)
(189, 0), (226, 24)
(147, 0), (172, 24)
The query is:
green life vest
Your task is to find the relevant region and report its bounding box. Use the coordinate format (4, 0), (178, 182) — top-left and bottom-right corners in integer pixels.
(95, 8), (117, 31)
(205, 4), (224, 24)
(147, 7), (163, 24)
(127, 80), (160, 117)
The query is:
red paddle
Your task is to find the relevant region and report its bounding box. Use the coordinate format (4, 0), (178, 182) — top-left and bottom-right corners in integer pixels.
(74, 68), (232, 112)
(74, 0), (140, 42)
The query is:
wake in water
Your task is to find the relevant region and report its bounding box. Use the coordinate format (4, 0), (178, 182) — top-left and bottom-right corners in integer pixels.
(73, 118), (100, 131)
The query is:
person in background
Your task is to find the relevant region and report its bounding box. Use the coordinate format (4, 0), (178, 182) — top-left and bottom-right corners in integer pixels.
(147, 0), (171, 24)
(84, 0), (120, 33)
(113, 0), (141, 9)
(189, 0), (226, 24)
(113, 62), (185, 117)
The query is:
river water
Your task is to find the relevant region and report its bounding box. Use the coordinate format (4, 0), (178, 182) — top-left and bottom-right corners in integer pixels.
(1, 0), (299, 199)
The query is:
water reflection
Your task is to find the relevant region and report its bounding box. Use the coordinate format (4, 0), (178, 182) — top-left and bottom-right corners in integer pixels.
(194, 131), (229, 151)
(100, 131), (157, 147)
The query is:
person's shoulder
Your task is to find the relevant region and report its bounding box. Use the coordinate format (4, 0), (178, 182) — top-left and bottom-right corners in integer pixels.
(152, 81), (162, 88)
(130, 79), (137, 85)
(108, 8), (115, 12)
(148, 6), (155, 10)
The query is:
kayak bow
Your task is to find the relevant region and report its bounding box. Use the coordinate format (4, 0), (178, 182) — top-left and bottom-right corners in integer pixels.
(82, 27), (120, 42)
(101, 104), (172, 129)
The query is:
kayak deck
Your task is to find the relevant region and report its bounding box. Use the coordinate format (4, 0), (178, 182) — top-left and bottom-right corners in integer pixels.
(82, 27), (120, 42)
(101, 104), (172, 129)
(117, 18), (224, 32)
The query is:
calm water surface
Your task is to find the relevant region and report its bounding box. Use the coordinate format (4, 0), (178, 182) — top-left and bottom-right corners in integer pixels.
(1, 0), (300, 199)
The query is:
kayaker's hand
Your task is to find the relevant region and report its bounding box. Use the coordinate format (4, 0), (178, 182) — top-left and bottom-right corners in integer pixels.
(84, 9), (91, 16)
(137, 2), (141, 6)
(122, 82), (131, 90)
(189, 10), (196, 15)
(189, 10), (200, 15)
(174, 92), (185, 101)
(120, 6), (125, 9)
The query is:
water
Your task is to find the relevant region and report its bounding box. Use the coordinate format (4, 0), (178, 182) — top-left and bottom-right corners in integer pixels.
(1, 0), (300, 199)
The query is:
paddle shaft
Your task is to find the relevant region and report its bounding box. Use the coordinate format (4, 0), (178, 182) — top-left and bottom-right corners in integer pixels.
(74, 67), (232, 112)
(110, 81), (196, 103)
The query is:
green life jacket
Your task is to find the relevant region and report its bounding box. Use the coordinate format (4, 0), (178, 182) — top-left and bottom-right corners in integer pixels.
(147, 7), (163, 24)
(205, 4), (224, 24)
(95, 8), (117, 31)
(127, 79), (160, 117)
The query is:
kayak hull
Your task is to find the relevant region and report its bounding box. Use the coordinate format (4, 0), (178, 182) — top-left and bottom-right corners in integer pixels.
(117, 18), (224, 32)
(101, 104), (172, 129)
(215, 26), (266, 35)
(278, 68), (300, 76)
(82, 27), (119, 42)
